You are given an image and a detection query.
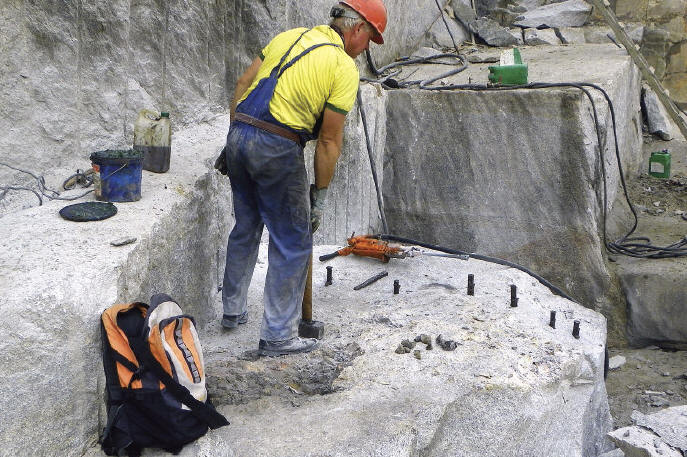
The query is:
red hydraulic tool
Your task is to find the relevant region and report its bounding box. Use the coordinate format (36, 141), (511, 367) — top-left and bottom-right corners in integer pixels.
(318, 235), (407, 263)
(319, 235), (470, 263)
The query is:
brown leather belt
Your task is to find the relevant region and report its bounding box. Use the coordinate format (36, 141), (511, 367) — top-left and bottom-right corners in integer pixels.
(233, 113), (303, 147)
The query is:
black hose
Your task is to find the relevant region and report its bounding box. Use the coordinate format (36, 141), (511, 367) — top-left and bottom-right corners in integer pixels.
(373, 233), (578, 302)
(357, 90), (389, 233)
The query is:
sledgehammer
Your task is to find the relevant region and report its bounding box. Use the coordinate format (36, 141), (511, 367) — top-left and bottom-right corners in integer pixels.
(298, 253), (325, 339)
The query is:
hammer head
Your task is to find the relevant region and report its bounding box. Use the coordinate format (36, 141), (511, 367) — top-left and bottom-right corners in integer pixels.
(298, 319), (325, 340)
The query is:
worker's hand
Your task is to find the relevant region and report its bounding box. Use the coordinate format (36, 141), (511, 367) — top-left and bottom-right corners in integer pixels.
(310, 184), (328, 233)
(214, 146), (228, 176)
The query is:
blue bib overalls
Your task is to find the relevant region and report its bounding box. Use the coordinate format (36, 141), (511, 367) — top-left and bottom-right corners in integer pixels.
(222, 30), (339, 342)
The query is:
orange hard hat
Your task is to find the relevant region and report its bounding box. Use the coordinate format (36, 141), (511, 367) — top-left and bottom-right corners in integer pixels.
(339, 0), (387, 44)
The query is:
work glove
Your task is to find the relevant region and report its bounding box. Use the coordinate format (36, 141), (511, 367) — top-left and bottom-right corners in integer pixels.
(310, 184), (328, 233)
(214, 145), (228, 176)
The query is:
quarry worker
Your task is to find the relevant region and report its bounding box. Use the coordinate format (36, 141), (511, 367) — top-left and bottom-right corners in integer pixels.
(220, 0), (387, 356)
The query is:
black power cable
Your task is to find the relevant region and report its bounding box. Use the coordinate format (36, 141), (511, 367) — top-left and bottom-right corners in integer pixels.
(372, 233), (577, 302)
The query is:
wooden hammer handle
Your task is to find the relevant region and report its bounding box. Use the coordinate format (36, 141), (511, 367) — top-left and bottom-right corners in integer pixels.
(302, 252), (313, 321)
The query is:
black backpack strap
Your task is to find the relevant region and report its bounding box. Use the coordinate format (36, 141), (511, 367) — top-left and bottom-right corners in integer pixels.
(129, 337), (229, 430)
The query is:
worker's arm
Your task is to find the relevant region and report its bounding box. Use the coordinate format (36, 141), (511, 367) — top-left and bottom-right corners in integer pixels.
(230, 57), (262, 121)
(310, 107), (346, 233)
(314, 107), (346, 189)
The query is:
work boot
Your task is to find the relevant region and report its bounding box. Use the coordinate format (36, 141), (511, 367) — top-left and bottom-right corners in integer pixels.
(221, 311), (248, 329)
(258, 337), (319, 357)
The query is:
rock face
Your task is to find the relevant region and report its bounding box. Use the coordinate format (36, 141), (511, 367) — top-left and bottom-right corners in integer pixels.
(514, 0), (592, 28)
(105, 244), (611, 457)
(0, 0), (441, 217)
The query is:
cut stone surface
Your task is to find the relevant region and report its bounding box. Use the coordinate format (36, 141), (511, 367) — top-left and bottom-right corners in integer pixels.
(84, 244), (611, 456)
(514, 0), (592, 28)
(524, 27), (562, 45)
(642, 84), (674, 140)
(472, 17), (521, 46)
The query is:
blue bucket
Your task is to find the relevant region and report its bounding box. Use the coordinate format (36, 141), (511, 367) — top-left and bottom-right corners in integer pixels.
(90, 149), (142, 202)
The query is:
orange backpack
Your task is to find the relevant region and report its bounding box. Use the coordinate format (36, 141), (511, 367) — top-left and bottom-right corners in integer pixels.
(100, 293), (228, 456)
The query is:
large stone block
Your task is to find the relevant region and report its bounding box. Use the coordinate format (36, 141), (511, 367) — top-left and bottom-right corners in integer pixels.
(379, 45), (642, 344)
(0, 115), (232, 455)
(514, 0), (592, 28)
(140, 244), (612, 456)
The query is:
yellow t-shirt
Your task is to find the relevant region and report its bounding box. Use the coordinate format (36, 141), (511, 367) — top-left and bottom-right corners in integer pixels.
(238, 25), (360, 133)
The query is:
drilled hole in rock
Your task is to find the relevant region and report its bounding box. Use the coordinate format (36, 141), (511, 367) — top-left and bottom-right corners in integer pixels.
(207, 342), (363, 406)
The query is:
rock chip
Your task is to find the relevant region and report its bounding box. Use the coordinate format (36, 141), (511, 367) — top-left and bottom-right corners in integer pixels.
(608, 355), (627, 370)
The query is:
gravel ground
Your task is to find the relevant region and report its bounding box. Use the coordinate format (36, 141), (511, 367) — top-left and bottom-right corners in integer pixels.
(606, 133), (687, 430)
(606, 347), (687, 428)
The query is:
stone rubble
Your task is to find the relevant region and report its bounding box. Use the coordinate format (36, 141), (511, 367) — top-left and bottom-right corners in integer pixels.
(608, 406), (687, 457)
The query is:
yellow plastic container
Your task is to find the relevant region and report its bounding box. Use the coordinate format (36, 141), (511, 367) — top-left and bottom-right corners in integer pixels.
(133, 109), (172, 173)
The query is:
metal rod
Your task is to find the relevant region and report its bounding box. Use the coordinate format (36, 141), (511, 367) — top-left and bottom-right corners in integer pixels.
(467, 274), (474, 296)
(354, 270), (389, 291)
(393, 279), (400, 294)
(325, 266), (333, 286)
(572, 320), (581, 339)
(510, 284), (518, 307)
(549, 311), (556, 329)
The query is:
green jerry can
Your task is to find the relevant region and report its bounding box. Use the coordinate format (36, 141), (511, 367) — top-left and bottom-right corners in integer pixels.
(649, 149), (671, 179)
(488, 48), (528, 86)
